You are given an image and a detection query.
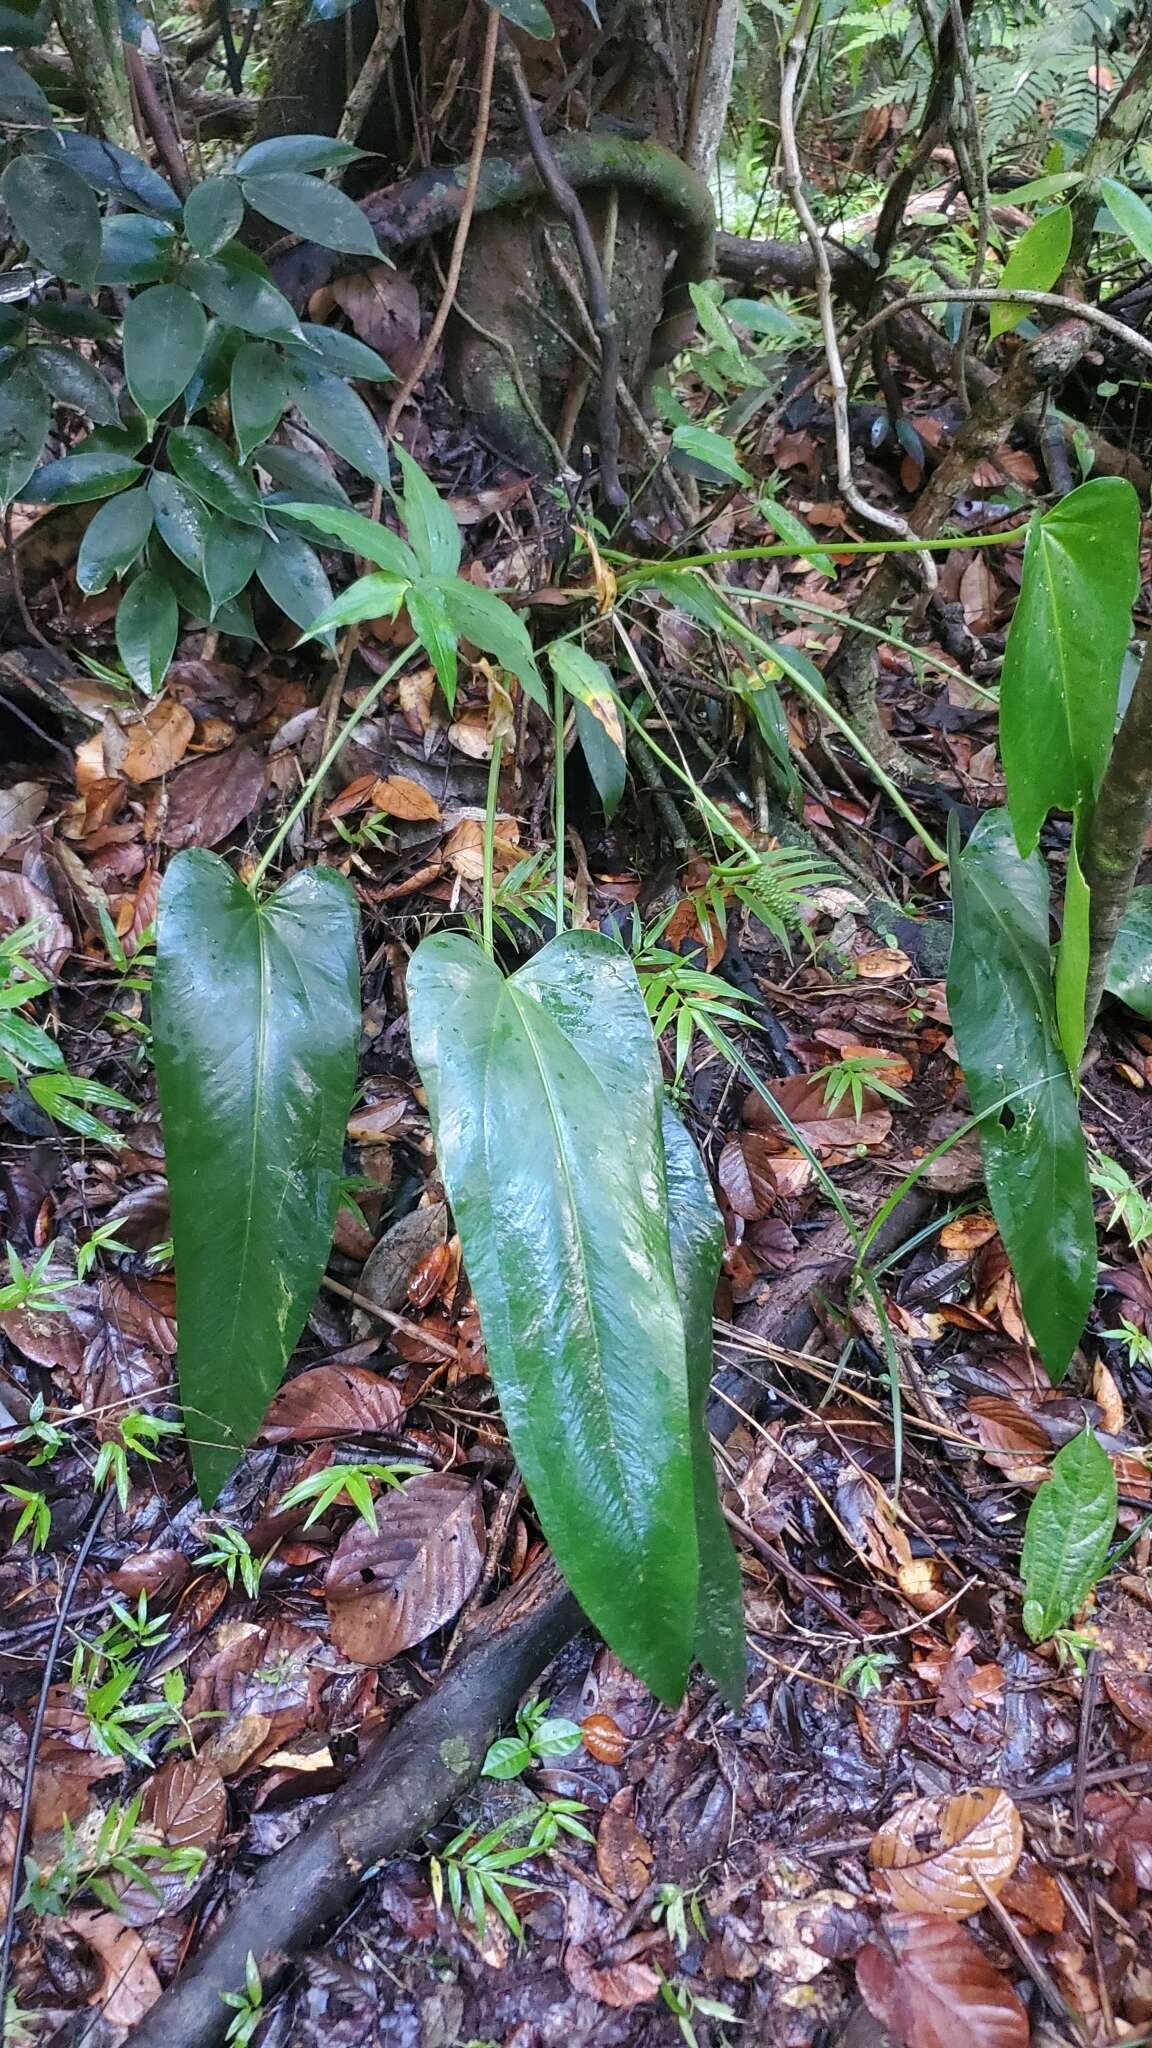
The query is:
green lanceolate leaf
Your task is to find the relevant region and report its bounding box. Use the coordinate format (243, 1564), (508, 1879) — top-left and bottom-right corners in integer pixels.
(76, 488), (154, 594)
(58, 133), (182, 220)
(292, 322), (394, 382)
(392, 447), (461, 575)
(1, 154), (101, 286)
(1021, 1428), (1117, 1640)
(116, 570), (178, 693)
(182, 253), (303, 343)
(1054, 837), (1091, 1074)
(230, 342), (288, 463)
(662, 1104), (745, 1707)
(408, 929), (699, 1702)
(285, 361), (391, 486)
(406, 580), (458, 707)
(123, 285), (208, 424)
(182, 177), (245, 257)
(999, 477), (1140, 856)
(989, 204), (1073, 338)
(1105, 885), (1152, 1019)
(274, 499), (418, 575)
(26, 346), (120, 425)
(23, 451), (143, 504)
(239, 172), (382, 257)
(96, 215), (177, 286)
(152, 851), (360, 1503)
(148, 473), (210, 574)
(574, 699), (626, 820)
(257, 529), (334, 637)
(947, 810), (1095, 1384)
(1100, 178), (1152, 266)
(232, 133), (367, 177)
(202, 513), (264, 614)
(671, 422), (752, 484)
(0, 357), (50, 508)
(168, 426), (266, 528)
(431, 577), (548, 709)
(549, 641), (626, 819)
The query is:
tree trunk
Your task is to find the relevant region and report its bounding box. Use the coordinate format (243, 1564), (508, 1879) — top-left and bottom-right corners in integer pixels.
(54, 0), (135, 149)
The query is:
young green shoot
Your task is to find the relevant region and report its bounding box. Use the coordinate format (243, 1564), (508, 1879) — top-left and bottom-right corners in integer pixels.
(277, 1459), (425, 1533)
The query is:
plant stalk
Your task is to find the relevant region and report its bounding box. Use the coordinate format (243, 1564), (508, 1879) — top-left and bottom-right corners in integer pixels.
(481, 736), (504, 961)
(553, 666), (567, 935)
(1083, 635), (1152, 1028)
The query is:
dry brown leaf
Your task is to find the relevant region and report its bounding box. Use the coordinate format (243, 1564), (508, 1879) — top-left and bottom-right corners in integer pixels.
(855, 947), (913, 980)
(596, 1791), (653, 1901)
(66, 1910), (162, 2028)
(329, 266), (421, 373)
(0, 871), (71, 976)
(108, 699), (195, 783)
(967, 1394), (1050, 1484)
(717, 1134), (777, 1219)
(325, 1471), (485, 1665)
(261, 1363), (404, 1441)
(743, 1075), (892, 1153)
(939, 1213), (998, 1254)
(371, 774), (441, 821)
(857, 1913), (1029, 2048)
(162, 745), (267, 850)
(353, 1202), (448, 1326)
(1092, 1358), (1125, 1434)
(998, 1854), (1065, 1934)
(114, 1756), (226, 1924)
(0, 780), (47, 853)
(869, 1788), (1022, 1915)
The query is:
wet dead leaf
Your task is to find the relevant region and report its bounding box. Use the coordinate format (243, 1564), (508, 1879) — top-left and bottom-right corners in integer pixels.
(855, 947), (913, 980)
(162, 744), (267, 849)
(939, 1213), (998, 1254)
(869, 1788), (1022, 1915)
(65, 1910), (162, 2028)
(0, 871), (71, 976)
(352, 1202), (448, 1328)
(596, 1790), (653, 1901)
(107, 698), (195, 783)
(717, 1133), (778, 1219)
(998, 1854), (1065, 1933)
(857, 1913), (1029, 2048)
(325, 1471), (485, 1665)
(0, 780), (47, 852)
(261, 1363), (404, 1441)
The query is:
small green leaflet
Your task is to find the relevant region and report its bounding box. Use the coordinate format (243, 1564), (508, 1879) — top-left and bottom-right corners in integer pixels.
(488, 0), (554, 34)
(1100, 178), (1152, 266)
(1105, 885), (1152, 1019)
(990, 204), (1072, 338)
(671, 422), (752, 485)
(548, 640), (626, 820)
(1021, 1429), (1117, 1641)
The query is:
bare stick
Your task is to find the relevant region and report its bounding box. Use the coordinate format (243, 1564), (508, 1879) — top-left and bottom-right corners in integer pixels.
(948, 0), (990, 408)
(386, 6), (499, 432)
(337, 0), (405, 147)
(500, 29), (627, 509)
(778, 0), (917, 543)
(862, 286), (1152, 368)
(124, 47), (191, 198)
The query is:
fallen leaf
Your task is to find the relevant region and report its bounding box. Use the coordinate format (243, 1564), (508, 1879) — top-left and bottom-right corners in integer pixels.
(261, 1363), (405, 1441)
(998, 1854), (1065, 1933)
(1085, 1790), (1152, 1891)
(114, 1756), (227, 1924)
(596, 1790), (653, 1900)
(329, 265), (422, 374)
(65, 1910), (162, 2028)
(0, 871), (71, 976)
(371, 774), (441, 821)
(857, 1913), (1029, 2048)
(107, 699), (195, 783)
(718, 1134), (778, 1219)
(939, 1213), (999, 1254)
(352, 1202), (448, 1330)
(325, 1471), (485, 1664)
(869, 1788), (1022, 1915)
(580, 1713), (628, 1765)
(855, 947), (913, 980)
(743, 1074), (892, 1153)
(162, 744), (268, 849)
(0, 781), (47, 853)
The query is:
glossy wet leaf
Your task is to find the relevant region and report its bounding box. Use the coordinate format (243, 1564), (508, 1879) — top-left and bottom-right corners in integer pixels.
(59, 133), (182, 220)
(0, 357), (50, 508)
(274, 499), (418, 576)
(292, 322), (394, 382)
(95, 214), (177, 286)
(408, 929), (699, 1703)
(1105, 886), (1152, 1019)
(406, 581), (458, 707)
(148, 473), (210, 574)
(869, 1789), (1023, 1916)
(168, 426), (266, 528)
(550, 642), (627, 820)
(662, 1105), (746, 1707)
(152, 850), (360, 1502)
(1021, 1428), (1117, 1641)
(202, 514), (264, 615)
(233, 133), (367, 177)
(26, 345), (119, 425)
(858, 1914), (1029, 2048)
(182, 177), (245, 257)
(256, 529), (334, 637)
(123, 285), (207, 424)
(1, 153), (101, 286)
(989, 204), (1072, 337)
(182, 253), (303, 342)
(23, 451), (143, 504)
(392, 447), (461, 575)
(947, 810), (1095, 1383)
(1000, 477), (1140, 855)
(229, 342), (287, 463)
(76, 489), (154, 594)
(240, 171), (382, 257)
(1100, 177), (1152, 266)
(1054, 837), (1091, 1073)
(325, 1472), (484, 1663)
(116, 571), (178, 695)
(285, 361), (391, 485)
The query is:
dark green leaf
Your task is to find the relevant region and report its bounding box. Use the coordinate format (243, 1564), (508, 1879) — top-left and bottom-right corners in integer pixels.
(724, 297), (802, 337)
(202, 513), (264, 614)
(96, 214), (177, 286)
(574, 699), (626, 820)
(240, 171), (381, 257)
(168, 426), (266, 528)
(662, 1104), (745, 1707)
(1105, 885), (1152, 1019)
(297, 571), (408, 639)
(123, 285), (208, 423)
(990, 204), (1073, 338)
(1000, 477), (1140, 855)
(153, 850), (360, 1502)
(1, 154), (101, 287)
(406, 581), (458, 707)
(758, 494), (835, 576)
(58, 132), (182, 219)
(256, 529), (334, 636)
(230, 341), (287, 462)
(549, 641), (626, 819)
(671, 422), (752, 484)
(1021, 1429), (1117, 1640)
(489, 0), (554, 35)
(76, 488), (154, 594)
(0, 53), (51, 125)
(1100, 178), (1152, 264)
(183, 318), (240, 417)
(149, 538), (258, 640)
(285, 361), (391, 485)
(0, 356), (49, 508)
(148, 472), (209, 573)
(182, 253), (303, 342)
(409, 931), (699, 1701)
(738, 667), (802, 806)
(22, 450), (143, 504)
(116, 569), (178, 693)
(393, 446), (461, 575)
(0, 4), (50, 47)
(292, 322), (395, 382)
(31, 302), (117, 341)
(255, 443), (351, 507)
(182, 176), (245, 257)
(79, 411), (149, 458)
(947, 809), (1095, 1384)
(232, 134), (367, 176)
(432, 576), (548, 710)
(26, 344), (119, 425)
(1054, 838), (1091, 1072)
(273, 498), (418, 574)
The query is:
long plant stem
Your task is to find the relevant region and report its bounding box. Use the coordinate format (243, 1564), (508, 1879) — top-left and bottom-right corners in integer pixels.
(553, 668), (567, 935)
(481, 735), (504, 961)
(248, 644), (417, 893)
(615, 526), (1031, 579)
(1083, 635), (1152, 1027)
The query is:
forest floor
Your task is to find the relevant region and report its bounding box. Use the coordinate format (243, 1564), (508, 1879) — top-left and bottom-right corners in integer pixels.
(2, 293), (1152, 2048)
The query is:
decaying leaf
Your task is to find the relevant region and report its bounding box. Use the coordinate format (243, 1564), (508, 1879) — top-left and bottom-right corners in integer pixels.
(869, 1788), (1023, 1915)
(325, 1471), (484, 1664)
(857, 1913), (1029, 2048)
(596, 1790), (653, 1901)
(65, 1909), (163, 2028)
(261, 1362), (404, 1440)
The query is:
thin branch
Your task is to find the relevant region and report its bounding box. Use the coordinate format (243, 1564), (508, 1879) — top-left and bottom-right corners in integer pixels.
(124, 47), (191, 198)
(386, 5), (499, 434)
(500, 29), (627, 509)
(863, 286), (1152, 367)
(337, 0), (406, 148)
(947, 0), (990, 407)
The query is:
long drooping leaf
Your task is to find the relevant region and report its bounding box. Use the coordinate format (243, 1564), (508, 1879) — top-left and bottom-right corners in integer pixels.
(999, 478), (1140, 857)
(1105, 885), (1152, 1019)
(152, 851), (360, 1502)
(947, 811), (1095, 1383)
(1021, 1428), (1116, 1641)
(662, 1105), (745, 1707)
(408, 929), (699, 1702)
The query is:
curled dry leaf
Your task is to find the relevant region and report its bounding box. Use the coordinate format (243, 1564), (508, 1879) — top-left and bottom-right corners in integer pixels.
(596, 1790), (653, 1901)
(371, 773), (441, 821)
(857, 1913), (1029, 2048)
(717, 1133), (779, 1219)
(869, 1788), (1023, 1916)
(0, 870), (71, 976)
(260, 1363), (404, 1441)
(325, 1470), (485, 1665)
(855, 947), (914, 980)
(106, 698), (195, 783)
(580, 1713), (628, 1765)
